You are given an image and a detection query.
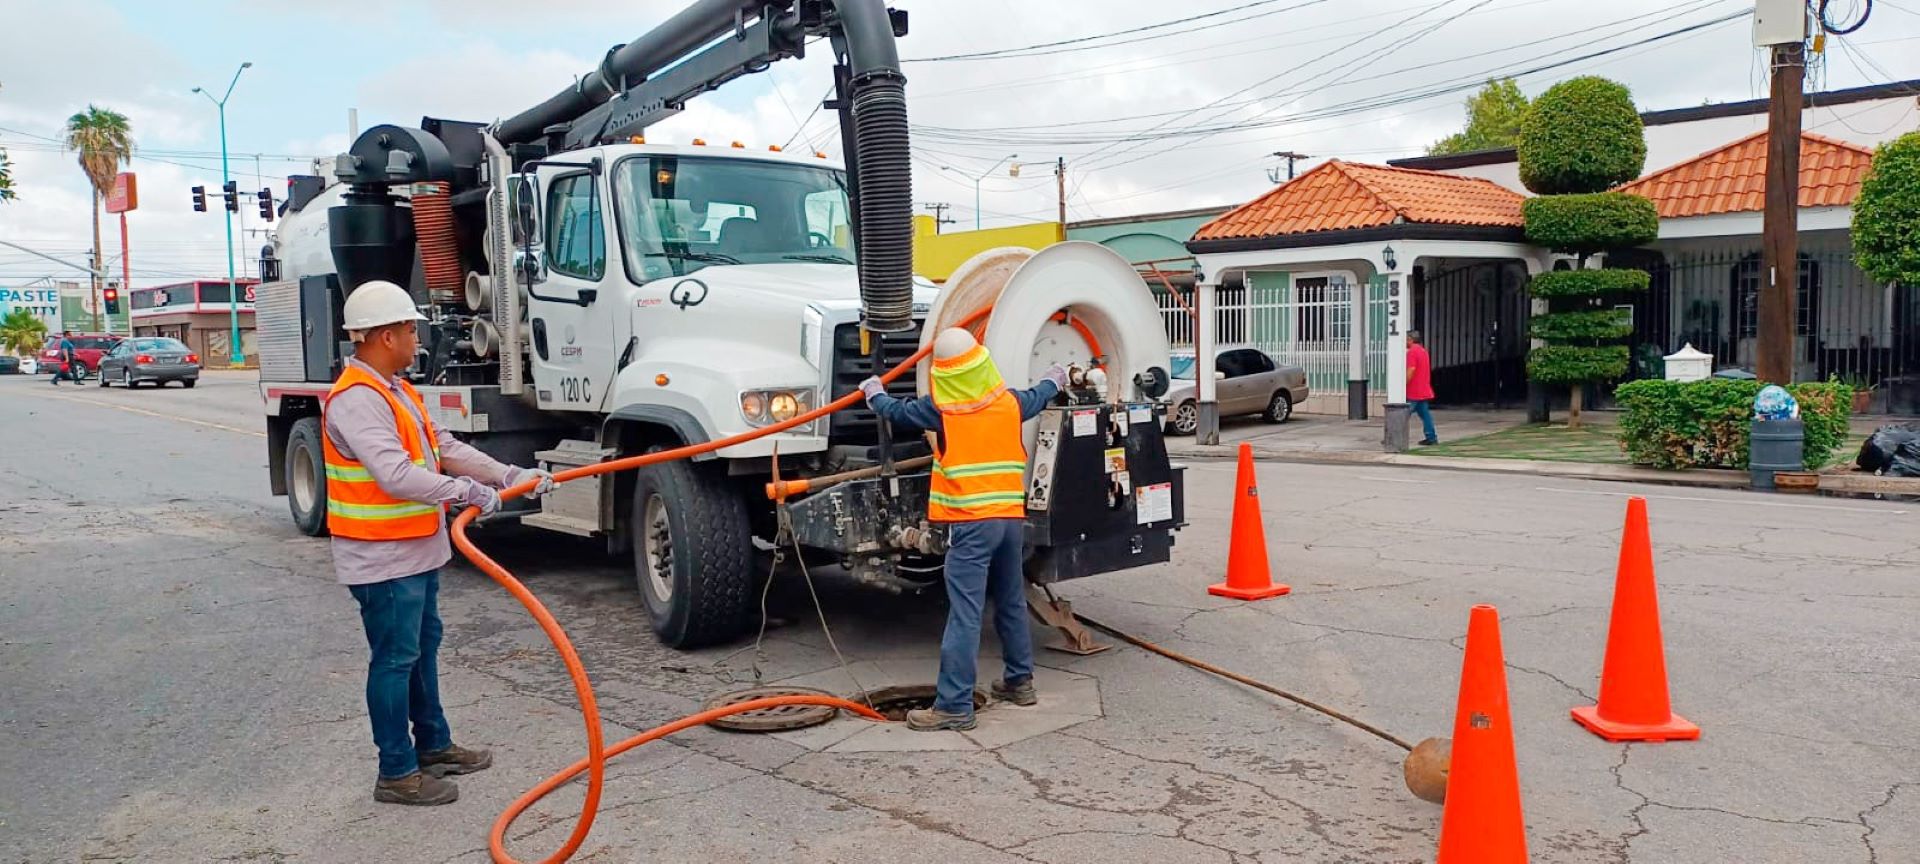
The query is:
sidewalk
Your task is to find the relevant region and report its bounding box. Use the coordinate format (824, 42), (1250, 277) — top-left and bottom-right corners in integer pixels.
(1165, 408), (1752, 489)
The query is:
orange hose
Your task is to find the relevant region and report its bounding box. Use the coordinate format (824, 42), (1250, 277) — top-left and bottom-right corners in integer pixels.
(452, 312), (987, 864)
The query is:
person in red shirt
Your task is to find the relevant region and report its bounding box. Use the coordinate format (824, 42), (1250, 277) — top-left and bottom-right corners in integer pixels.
(1407, 330), (1437, 445)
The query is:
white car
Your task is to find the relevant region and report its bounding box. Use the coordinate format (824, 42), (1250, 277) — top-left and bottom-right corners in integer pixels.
(18, 356), (36, 374)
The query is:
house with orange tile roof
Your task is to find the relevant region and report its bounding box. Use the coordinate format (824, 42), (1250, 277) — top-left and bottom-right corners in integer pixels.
(1185, 160), (1550, 420)
(1183, 82), (1920, 429)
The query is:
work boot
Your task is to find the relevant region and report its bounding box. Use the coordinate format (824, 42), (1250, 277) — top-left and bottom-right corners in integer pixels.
(991, 677), (1038, 706)
(905, 707), (977, 732)
(420, 743), (493, 777)
(373, 771), (459, 806)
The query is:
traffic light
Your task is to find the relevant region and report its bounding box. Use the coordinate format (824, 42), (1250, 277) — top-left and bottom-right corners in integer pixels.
(223, 180), (238, 212)
(257, 187), (274, 221)
(103, 286), (120, 315)
(192, 185), (207, 212)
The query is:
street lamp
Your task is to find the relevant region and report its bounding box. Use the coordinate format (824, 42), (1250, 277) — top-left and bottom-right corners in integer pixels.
(192, 60), (252, 368)
(940, 153), (1017, 231)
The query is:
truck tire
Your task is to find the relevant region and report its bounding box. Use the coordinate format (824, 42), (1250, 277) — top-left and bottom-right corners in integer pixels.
(630, 452), (753, 648)
(286, 416), (330, 537)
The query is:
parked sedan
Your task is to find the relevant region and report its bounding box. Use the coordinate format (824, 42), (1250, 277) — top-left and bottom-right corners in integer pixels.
(1163, 347), (1309, 435)
(0, 355), (20, 375)
(98, 337), (201, 388)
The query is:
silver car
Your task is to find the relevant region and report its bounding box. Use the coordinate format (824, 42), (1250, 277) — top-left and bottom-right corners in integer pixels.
(1163, 347), (1309, 435)
(98, 337), (201, 388)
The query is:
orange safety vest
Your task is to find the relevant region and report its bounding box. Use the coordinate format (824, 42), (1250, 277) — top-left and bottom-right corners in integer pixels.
(321, 363), (446, 540)
(927, 344), (1028, 522)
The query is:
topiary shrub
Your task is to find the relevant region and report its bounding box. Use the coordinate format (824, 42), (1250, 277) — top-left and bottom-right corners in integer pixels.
(1614, 378), (1854, 470)
(1522, 192), (1659, 254)
(1527, 268), (1651, 298)
(1529, 309), (1635, 342)
(1518, 76), (1648, 195)
(1527, 344), (1629, 385)
(1852, 130), (1920, 287)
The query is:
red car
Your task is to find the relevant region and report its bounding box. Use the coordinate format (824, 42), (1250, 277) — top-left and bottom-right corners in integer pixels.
(39, 333), (123, 378)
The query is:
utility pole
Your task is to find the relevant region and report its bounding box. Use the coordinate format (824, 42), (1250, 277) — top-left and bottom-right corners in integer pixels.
(920, 202), (955, 233)
(1267, 150), (1309, 183)
(1757, 22), (1805, 384)
(1055, 157), (1067, 227)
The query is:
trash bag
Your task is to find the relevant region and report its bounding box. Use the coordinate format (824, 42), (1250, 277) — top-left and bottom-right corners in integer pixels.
(1857, 423), (1920, 476)
(1753, 384), (1799, 420)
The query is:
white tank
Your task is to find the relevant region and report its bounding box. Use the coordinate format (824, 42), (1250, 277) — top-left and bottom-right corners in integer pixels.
(269, 182), (348, 283)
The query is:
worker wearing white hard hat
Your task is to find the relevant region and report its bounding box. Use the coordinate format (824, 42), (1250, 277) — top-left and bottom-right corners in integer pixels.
(321, 279), (555, 805)
(859, 328), (1069, 732)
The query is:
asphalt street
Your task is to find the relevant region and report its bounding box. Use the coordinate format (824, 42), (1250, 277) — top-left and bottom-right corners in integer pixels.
(2, 370), (1917, 863)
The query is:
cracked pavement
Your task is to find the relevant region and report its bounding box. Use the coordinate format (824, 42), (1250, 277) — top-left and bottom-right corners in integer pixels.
(2, 374), (1917, 863)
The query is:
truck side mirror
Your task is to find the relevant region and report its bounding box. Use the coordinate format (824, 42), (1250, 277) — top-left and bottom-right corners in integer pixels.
(509, 175), (545, 284)
(509, 175), (540, 245)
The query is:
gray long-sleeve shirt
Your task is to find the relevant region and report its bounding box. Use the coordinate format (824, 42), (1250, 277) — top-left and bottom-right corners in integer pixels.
(324, 357), (521, 586)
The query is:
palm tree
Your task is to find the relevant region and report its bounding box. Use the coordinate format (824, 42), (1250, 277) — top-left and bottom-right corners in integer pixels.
(64, 105), (133, 331)
(1, 307), (48, 356)
(0, 147), (15, 202)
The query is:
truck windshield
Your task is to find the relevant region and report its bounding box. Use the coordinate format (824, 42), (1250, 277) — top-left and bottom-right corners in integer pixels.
(613, 156), (855, 282)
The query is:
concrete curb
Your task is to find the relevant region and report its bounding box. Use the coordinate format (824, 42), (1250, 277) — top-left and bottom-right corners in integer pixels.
(1167, 443), (1752, 490)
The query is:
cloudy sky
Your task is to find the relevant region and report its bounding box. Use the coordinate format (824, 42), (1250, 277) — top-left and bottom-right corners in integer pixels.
(1, 0), (1916, 288)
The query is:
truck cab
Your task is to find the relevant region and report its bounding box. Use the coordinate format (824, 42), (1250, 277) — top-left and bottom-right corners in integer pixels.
(516, 141), (932, 460)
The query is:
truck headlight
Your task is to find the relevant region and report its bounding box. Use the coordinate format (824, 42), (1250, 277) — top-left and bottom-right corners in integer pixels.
(740, 388), (816, 430)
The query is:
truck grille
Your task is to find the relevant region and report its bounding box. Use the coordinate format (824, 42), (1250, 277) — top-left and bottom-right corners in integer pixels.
(828, 321), (924, 447)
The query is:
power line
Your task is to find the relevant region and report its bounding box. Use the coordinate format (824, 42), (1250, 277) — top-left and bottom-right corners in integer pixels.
(904, 0), (1332, 62)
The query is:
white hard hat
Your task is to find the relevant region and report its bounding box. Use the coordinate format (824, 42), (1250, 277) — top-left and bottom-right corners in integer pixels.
(342, 280), (426, 333)
(933, 327), (979, 361)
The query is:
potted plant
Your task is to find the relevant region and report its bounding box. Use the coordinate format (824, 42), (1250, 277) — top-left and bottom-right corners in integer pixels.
(1839, 373), (1876, 414)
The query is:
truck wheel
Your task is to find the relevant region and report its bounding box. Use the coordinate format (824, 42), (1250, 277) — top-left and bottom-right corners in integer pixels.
(286, 416), (330, 537)
(630, 453), (753, 648)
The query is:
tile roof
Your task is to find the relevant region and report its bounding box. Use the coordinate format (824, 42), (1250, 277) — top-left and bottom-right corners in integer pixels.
(1614, 131), (1876, 218)
(1192, 160), (1526, 242)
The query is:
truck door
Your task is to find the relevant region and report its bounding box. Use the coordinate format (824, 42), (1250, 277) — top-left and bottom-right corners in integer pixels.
(526, 166), (617, 411)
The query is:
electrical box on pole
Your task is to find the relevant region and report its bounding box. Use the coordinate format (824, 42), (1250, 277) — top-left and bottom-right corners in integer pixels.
(1753, 0), (1808, 46)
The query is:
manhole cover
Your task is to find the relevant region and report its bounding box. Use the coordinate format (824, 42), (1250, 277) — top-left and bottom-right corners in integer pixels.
(856, 684), (988, 722)
(702, 686), (841, 733)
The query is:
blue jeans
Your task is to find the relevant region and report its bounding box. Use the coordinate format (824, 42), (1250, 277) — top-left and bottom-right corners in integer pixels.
(1411, 400), (1437, 443)
(348, 570), (451, 779)
(936, 519), (1035, 715)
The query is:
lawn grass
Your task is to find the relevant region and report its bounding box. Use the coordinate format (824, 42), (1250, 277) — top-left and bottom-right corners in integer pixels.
(1420, 422), (1627, 464)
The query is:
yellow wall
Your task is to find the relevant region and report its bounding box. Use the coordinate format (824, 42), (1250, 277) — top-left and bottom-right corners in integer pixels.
(912, 215), (1064, 282)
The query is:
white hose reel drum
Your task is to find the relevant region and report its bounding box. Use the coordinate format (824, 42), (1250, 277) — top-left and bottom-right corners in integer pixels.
(920, 242), (1174, 446)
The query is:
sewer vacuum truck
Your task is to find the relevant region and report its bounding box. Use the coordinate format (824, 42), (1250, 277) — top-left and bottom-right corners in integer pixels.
(256, 0), (1185, 649)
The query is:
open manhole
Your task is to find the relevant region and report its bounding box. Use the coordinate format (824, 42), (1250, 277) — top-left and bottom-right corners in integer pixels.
(702, 686), (841, 733)
(856, 684), (988, 722)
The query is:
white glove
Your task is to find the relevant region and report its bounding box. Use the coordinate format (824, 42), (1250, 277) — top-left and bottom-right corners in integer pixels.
(859, 376), (886, 401)
(513, 467), (557, 499)
(463, 482), (501, 516)
(1042, 363), (1069, 390)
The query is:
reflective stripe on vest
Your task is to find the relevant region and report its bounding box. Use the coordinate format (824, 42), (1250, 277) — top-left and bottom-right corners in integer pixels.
(321, 364), (446, 541)
(928, 346), (1028, 522)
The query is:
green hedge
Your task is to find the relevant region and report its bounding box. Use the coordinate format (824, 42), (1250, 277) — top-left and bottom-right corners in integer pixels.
(1528, 267), (1652, 298)
(1518, 76), (1648, 195)
(1614, 379), (1854, 470)
(1852, 130), (1920, 286)
(1530, 309), (1634, 342)
(1527, 344), (1629, 384)
(1522, 192), (1660, 253)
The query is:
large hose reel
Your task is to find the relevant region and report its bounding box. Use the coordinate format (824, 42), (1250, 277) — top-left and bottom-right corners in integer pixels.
(917, 242), (1173, 443)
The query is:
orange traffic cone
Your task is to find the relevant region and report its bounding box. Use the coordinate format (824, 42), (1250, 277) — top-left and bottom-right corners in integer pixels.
(1571, 496), (1699, 742)
(1208, 443), (1290, 600)
(1436, 604), (1528, 864)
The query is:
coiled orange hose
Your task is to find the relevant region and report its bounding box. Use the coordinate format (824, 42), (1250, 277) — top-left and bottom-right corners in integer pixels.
(452, 312), (987, 863)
